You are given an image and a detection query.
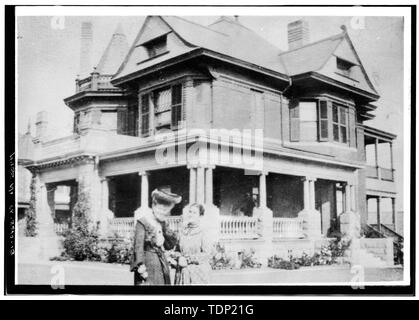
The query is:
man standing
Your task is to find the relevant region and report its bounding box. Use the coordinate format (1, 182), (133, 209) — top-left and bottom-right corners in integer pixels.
(130, 186), (181, 285)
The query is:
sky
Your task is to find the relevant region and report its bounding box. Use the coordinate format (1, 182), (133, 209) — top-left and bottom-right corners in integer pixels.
(16, 15), (405, 209)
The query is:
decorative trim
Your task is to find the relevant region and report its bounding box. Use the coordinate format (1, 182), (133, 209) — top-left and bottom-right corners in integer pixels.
(26, 155), (96, 172)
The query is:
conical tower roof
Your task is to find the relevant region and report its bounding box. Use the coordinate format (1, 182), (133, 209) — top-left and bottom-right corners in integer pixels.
(96, 23), (129, 75)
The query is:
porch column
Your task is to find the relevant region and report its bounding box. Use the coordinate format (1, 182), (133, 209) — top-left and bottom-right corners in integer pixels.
(189, 166), (197, 203)
(256, 171), (273, 267)
(134, 171), (151, 221)
(139, 171), (149, 208)
(99, 177), (113, 236)
(203, 166), (220, 242)
(350, 184), (356, 212)
(390, 142), (394, 180)
(298, 176), (321, 239)
(340, 181), (361, 239)
(344, 183), (351, 212)
(309, 178), (316, 210)
(36, 179), (61, 260)
(302, 177), (310, 210)
(46, 185), (57, 219)
(259, 171), (267, 208)
(205, 166), (214, 205)
(375, 138), (381, 180)
(196, 166), (205, 204)
(391, 197), (396, 229)
(376, 196), (381, 232)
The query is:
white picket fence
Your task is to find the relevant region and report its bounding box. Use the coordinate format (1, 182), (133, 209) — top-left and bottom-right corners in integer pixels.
(273, 217), (305, 239)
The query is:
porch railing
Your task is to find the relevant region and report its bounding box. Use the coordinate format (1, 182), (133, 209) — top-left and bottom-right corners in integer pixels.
(273, 217), (304, 239)
(109, 217), (135, 238)
(366, 165), (394, 182)
(380, 168), (394, 181)
(54, 222), (69, 235)
(107, 216), (304, 240)
(219, 216), (259, 240)
(366, 165), (379, 179)
(166, 216), (182, 233)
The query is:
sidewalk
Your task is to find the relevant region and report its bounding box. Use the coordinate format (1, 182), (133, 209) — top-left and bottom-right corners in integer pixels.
(17, 260), (403, 286)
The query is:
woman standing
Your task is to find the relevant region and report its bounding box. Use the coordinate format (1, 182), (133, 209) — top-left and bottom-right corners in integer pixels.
(130, 187), (181, 285)
(174, 203), (212, 284)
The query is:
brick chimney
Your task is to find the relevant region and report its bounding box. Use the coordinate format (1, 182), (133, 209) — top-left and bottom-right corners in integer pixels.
(34, 111), (48, 143)
(79, 21), (93, 77)
(287, 19), (310, 50)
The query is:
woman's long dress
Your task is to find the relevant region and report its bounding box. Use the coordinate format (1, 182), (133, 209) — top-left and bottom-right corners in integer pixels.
(174, 226), (212, 284)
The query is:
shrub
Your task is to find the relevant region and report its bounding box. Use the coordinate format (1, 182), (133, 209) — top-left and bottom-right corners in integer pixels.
(105, 237), (133, 264)
(210, 243), (234, 270)
(25, 175), (38, 237)
(268, 254), (300, 270)
(268, 239), (351, 270)
(61, 188), (100, 261)
(239, 249), (262, 269)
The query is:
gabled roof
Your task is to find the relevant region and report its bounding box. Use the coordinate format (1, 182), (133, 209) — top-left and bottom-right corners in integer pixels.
(112, 16), (378, 100)
(279, 33), (344, 76)
(113, 16), (287, 83)
(279, 28), (378, 96)
(96, 24), (129, 75)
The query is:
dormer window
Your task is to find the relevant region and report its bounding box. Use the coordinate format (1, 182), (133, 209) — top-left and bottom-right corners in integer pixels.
(336, 57), (355, 77)
(144, 35), (168, 59)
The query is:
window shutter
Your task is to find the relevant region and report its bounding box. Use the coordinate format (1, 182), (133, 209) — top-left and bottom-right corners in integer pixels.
(348, 107), (356, 148)
(117, 108), (128, 135)
(289, 98), (300, 142)
(140, 94), (150, 136)
(171, 84), (182, 129)
(318, 99), (329, 141)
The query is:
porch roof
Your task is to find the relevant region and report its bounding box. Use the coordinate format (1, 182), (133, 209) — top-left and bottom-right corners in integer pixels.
(363, 125), (397, 144)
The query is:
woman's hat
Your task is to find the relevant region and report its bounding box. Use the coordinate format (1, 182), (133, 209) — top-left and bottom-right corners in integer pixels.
(151, 186), (182, 205)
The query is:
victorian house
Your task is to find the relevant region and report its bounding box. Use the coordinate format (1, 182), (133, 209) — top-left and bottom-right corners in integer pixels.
(19, 16), (399, 265)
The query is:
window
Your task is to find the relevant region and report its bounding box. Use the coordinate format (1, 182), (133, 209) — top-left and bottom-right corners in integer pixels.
(101, 110), (117, 132)
(73, 113), (80, 133)
(171, 84), (183, 129)
(289, 98), (354, 146)
(318, 100), (328, 141)
(144, 36), (167, 59)
(299, 101), (317, 141)
(140, 94), (150, 136)
(140, 83), (184, 136)
(336, 58), (354, 77)
(332, 103), (348, 144)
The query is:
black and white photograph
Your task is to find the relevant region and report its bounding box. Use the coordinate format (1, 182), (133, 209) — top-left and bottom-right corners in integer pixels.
(4, 3), (414, 297)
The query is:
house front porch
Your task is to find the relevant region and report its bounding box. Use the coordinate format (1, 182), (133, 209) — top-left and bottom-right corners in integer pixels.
(101, 165), (357, 259)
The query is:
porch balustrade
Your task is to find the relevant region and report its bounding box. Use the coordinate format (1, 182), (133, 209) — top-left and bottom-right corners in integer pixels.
(380, 167), (394, 181)
(106, 216), (305, 240)
(166, 216), (182, 233)
(54, 222), (69, 235)
(272, 217), (304, 239)
(219, 216), (259, 240)
(108, 217), (135, 238)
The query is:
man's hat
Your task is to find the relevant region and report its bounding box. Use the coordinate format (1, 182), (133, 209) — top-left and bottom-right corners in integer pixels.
(151, 185), (182, 205)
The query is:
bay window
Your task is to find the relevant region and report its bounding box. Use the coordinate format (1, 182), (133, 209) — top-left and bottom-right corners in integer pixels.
(289, 98), (355, 146)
